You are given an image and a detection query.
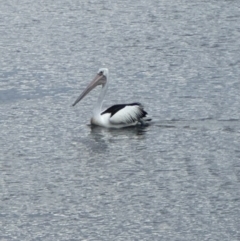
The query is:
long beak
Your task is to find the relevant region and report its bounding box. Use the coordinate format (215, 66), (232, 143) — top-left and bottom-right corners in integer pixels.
(72, 74), (105, 106)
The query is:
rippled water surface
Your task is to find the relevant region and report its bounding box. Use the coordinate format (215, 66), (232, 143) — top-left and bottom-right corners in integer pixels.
(1, 0), (240, 240)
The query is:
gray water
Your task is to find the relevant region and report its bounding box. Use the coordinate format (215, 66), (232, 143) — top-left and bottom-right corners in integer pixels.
(1, 0), (240, 240)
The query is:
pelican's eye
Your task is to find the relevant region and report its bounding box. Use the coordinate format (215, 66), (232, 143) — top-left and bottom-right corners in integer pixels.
(99, 71), (103, 76)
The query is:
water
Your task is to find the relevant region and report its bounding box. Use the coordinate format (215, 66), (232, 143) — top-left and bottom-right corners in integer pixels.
(1, 0), (240, 240)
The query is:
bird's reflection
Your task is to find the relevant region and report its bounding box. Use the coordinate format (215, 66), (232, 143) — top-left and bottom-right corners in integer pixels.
(87, 124), (149, 153)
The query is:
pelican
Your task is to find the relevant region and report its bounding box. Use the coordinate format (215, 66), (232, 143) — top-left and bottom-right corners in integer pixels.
(72, 68), (151, 128)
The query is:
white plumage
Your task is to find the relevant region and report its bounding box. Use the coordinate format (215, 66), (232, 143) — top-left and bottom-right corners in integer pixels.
(72, 68), (151, 128)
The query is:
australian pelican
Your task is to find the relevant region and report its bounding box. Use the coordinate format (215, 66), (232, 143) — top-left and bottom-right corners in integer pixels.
(72, 68), (151, 128)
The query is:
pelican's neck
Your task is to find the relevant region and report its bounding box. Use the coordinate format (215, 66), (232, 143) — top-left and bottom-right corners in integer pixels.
(93, 82), (108, 116)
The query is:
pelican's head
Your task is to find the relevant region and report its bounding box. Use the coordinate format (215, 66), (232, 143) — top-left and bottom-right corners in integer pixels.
(98, 68), (109, 78)
(72, 68), (108, 106)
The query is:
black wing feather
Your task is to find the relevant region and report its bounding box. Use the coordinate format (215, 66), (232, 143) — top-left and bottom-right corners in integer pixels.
(101, 102), (147, 118)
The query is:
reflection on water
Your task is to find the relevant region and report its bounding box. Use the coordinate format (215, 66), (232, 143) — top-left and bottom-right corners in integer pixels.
(1, 0), (240, 240)
(83, 124), (149, 153)
(90, 124), (149, 136)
